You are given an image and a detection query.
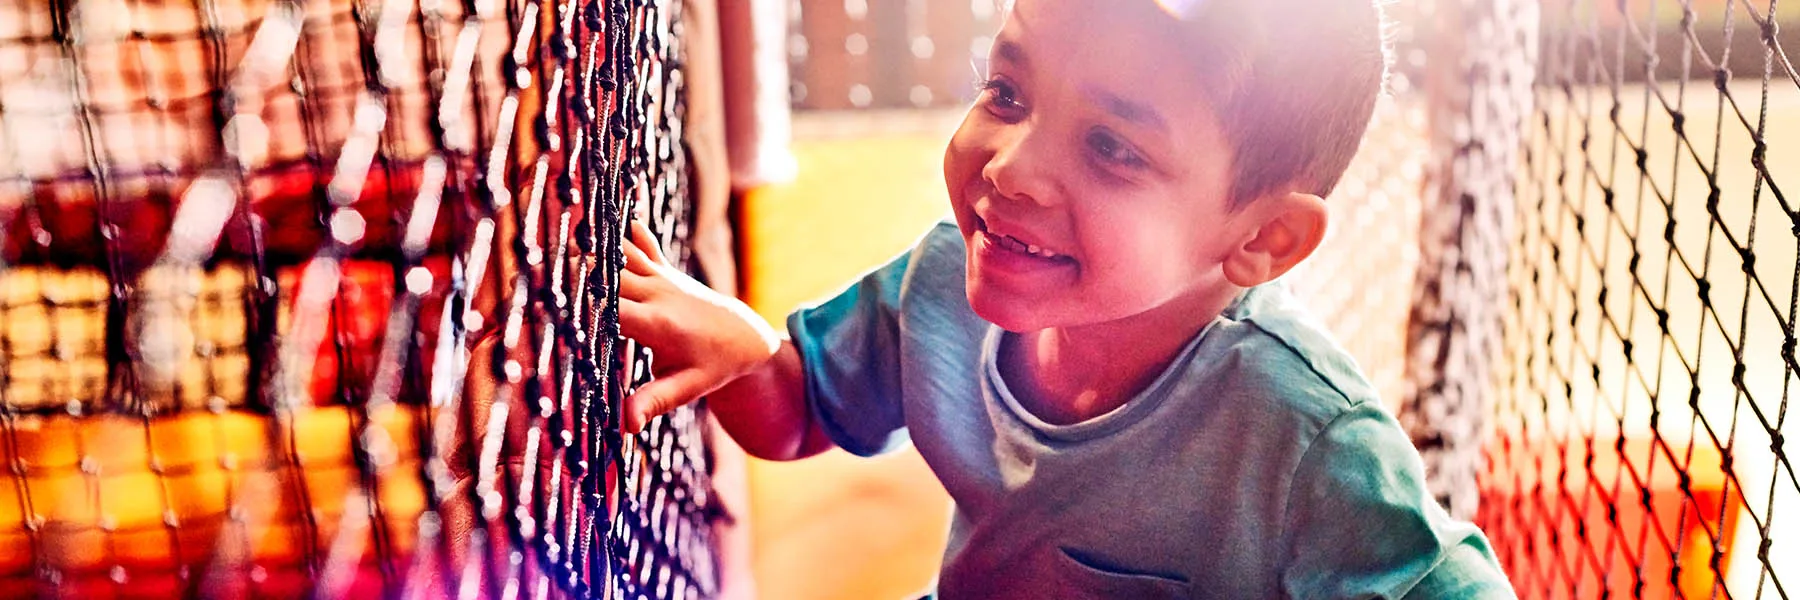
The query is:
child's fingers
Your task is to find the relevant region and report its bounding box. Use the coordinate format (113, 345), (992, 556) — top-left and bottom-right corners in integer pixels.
(621, 368), (708, 434)
(628, 219), (670, 265)
(619, 268), (656, 302)
(620, 234), (658, 276)
(617, 296), (656, 339)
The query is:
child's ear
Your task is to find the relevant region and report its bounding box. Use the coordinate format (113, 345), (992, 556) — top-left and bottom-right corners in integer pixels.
(1221, 191), (1328, 288)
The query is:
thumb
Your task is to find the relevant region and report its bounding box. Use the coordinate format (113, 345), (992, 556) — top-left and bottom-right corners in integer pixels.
(621, 368), (711, 434)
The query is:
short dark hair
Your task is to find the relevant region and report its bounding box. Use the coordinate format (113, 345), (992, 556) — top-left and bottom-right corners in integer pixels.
(1172, 0), (1388, 207)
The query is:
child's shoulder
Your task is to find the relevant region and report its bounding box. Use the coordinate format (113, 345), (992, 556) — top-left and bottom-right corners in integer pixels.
(891, 220), (969, 305)
(910, 219), (967, 268)
(1197, 284), (1388, 432)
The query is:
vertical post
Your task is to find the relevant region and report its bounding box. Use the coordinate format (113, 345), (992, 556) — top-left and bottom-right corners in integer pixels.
(718, 0), (796, 189)
(1400, 0), (1538, 521)
(684, 2), (758, 598)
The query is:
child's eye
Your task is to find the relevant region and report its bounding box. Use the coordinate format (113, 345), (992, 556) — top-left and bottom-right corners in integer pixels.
(1085, 130), (1148, 170)
(977, 77), (1027, 121)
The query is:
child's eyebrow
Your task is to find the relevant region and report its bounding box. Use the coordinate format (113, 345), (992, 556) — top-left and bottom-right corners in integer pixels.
(1081, 86), (1170, 136)
(992, 39), (1028, 67)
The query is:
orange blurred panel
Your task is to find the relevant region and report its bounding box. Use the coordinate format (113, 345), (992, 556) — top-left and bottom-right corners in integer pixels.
(1481, 436), (1745, 599)
(0, 406), (427, 593)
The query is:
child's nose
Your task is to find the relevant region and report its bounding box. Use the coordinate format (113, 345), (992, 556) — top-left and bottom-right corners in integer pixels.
(980, 128), (1059, 208)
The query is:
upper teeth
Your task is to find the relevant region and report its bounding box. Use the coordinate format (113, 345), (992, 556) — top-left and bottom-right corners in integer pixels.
(998, 232), (1059, 258)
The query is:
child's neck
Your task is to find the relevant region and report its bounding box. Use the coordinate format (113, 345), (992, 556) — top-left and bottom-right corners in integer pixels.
(1000, 288), (1241, 426)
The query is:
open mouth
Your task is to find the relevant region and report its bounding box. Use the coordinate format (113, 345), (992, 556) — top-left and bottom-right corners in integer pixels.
(977, 217), (1075, 264)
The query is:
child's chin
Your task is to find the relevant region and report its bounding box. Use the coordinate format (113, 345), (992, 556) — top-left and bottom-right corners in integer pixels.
(965, 284), (1054, 333)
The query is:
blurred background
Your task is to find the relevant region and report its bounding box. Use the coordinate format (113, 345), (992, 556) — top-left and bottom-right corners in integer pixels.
(0, 0), (1794, 598)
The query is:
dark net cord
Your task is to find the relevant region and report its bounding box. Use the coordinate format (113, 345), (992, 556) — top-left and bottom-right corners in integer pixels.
(1484, 0), (1797, 598)
(0, 0), (721, 597)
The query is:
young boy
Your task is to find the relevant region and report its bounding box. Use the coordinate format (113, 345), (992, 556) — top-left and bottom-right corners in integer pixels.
(615, 0), (1515, 596)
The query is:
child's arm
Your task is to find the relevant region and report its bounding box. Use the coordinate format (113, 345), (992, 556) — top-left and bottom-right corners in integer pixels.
(701, 338), (837, 460)
(617, 220), (833, 460)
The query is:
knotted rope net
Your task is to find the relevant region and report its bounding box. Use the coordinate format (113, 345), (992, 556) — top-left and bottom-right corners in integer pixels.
(1482, 0), (1798, 597)
(0, 0), (721, 597)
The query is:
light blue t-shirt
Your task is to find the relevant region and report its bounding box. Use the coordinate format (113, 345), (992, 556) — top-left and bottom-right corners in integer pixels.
(787, 222), (1514, 599)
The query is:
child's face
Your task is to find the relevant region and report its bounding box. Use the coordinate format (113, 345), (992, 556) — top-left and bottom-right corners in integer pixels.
(945, 0), (1250, 333)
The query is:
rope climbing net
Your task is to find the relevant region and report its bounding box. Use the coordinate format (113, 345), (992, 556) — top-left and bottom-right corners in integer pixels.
(1485, 0), (1799, 597)
(0, 0), (720, 597)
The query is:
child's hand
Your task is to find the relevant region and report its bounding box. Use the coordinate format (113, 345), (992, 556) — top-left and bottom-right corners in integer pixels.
(618, 219), (781, 433)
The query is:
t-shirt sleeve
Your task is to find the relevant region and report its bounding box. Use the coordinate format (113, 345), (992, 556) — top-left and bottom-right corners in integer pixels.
(785, 246), (915, 457)
(1280, 404), (1516, 599)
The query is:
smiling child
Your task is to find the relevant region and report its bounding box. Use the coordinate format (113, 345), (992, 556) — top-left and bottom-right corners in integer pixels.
(613, 0), (1516, 597)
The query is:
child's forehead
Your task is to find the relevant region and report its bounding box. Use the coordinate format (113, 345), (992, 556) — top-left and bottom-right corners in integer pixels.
(1001, 1), (1250, 69)
(1002, 0), (1176, 40)
(996, 0), (1250, 111)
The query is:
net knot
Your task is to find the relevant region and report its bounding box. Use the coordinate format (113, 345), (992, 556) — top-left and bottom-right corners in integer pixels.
(585, 0), (607, 30)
